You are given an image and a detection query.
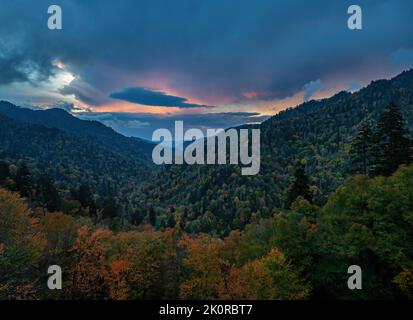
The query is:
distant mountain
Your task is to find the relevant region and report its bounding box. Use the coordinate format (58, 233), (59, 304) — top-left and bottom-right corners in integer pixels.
(134, 69), (413, 235)
(0, 102), (156, 196)
(0, 101), (154, 163)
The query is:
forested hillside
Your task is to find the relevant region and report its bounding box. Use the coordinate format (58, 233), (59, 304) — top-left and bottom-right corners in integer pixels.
(0, 101), (154, 163)
(134, 69), (413, 235)
(1, 71), (412, 235)
(1, 165), (412, 299)
(0, 110), (154, 199)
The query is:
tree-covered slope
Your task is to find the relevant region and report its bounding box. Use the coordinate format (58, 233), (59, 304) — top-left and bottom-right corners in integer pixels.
(0, 113), (152, 197)
(2, 165), (413, 299)
(135, 69), (413, 235)
(0, 101), (155, 164)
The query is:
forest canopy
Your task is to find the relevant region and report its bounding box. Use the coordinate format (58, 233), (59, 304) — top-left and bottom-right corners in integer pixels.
(1, 164), (413, 299)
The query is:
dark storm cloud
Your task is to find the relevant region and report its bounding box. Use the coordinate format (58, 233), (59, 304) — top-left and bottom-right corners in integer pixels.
(0, 43), (57, 85)
(59, 78), (106, 106)
(1, 0), (413, 106)
(110, 87), (212, 108)
(0, 58), (27, 85)
(0, 1), (59, 86)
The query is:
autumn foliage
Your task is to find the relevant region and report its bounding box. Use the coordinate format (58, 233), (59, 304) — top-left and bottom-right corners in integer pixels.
(0, 187), (309, 300)
(1, 164), (413, 300)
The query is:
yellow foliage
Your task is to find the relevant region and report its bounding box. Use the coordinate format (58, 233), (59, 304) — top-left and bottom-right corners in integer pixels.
(393, 268), (413, 299)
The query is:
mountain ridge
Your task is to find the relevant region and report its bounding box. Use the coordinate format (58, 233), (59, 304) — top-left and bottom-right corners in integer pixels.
(133, 69), (413, 234)
(0, 104), (155, 197)
(0, 101), (155, 164)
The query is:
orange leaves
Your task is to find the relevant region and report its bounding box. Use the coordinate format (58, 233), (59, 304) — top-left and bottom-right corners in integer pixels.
(73, 226), (113, 267)
(0, 187), (310, 300)
(0, 188), (46, 299)
(109, 259), (130, 300)
(111, 259), (130, 274)
(393, 268), (413, 298)
(42, 212), (78, 256)
(219, 266), (246, 300)
(0, 188), (32, 242)
(68, 226), (115, 299)
(238, 248), (310, 300)
(64, 227), (176, 299)
(113, 230), (175, 299)
(178, 233), (310, 300)
(179, 234), (226, 299)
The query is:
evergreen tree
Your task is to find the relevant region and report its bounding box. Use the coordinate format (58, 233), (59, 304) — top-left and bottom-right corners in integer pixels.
(37, 173), (61, 212)
(371, 102), (412, 176)
(350, 120), (373, 175)
(131, 208), (143, 225)
(0, 161), (10, 182)
(285, 162), (312, 209)
(14, 162), (32, 197)
(148, 206), (156, 225)
(167, 213), (176, 228)
(74, 184), (97, 216)
(101, 197), (119, 219)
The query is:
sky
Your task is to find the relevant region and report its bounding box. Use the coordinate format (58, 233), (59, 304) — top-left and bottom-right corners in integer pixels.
(1, 0), (413, 139)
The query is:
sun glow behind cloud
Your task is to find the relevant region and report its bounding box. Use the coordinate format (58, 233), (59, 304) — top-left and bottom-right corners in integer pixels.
(96, 101), (183, 114)
(50, 60), (75, 88)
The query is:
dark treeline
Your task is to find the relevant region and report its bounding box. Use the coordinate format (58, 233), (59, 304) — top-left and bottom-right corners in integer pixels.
(0, 161), (122, 229)
(350, 102), (412, 176)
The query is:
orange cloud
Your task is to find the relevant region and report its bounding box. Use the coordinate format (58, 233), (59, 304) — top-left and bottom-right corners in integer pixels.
(94, 100), (213, 115)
